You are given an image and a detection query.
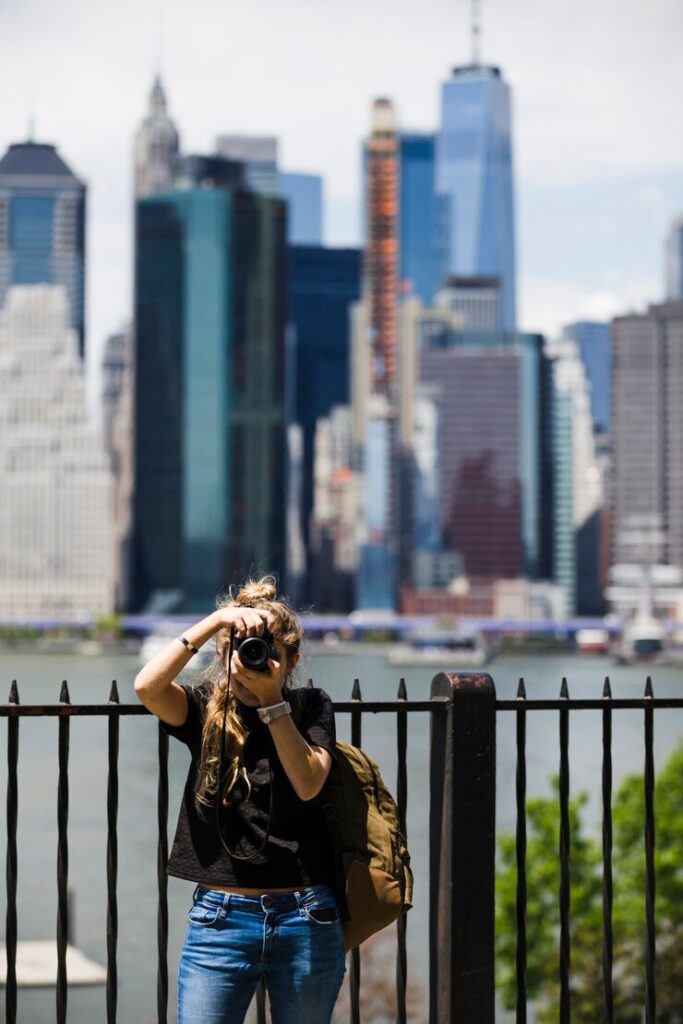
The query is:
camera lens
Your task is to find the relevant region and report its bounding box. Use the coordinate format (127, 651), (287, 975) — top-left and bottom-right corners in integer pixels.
(238, 636), (269, 669)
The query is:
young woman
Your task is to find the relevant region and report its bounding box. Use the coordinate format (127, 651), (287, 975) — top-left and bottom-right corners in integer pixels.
(134, 576), (346, 1024)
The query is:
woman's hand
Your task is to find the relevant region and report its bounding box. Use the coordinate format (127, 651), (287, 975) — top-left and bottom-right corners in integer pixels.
(215, 606), (275, 640)
(229, 651), (284, 707)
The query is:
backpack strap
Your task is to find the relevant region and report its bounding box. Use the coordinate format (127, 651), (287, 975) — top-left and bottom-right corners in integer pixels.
(288, 688), (349, 921)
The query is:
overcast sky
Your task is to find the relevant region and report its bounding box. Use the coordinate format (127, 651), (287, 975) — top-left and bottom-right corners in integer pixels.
(1, 0), (682, 402)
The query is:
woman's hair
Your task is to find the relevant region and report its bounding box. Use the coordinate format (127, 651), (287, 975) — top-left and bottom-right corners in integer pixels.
(194, 574), (302, 819)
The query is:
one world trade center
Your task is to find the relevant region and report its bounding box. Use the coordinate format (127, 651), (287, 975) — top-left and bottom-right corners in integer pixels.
(436, 60), (517, 330)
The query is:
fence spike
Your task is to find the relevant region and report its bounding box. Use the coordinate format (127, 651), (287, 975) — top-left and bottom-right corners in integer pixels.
(8, 679), (19, 704)
(351, 678), (362, 700)
(560, 677), (569, 699)
(108, 680), (120, 703)
(644, 676), (654, 698)
(516, 677), (526, 699)
(602, 676), (612, 698)
(59, 680), (71, 704)
(397, 677), (407, 700)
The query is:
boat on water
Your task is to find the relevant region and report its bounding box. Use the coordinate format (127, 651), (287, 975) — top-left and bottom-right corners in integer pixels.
(386, 632), (491, 668)
(574, 627), (611, 655)
(614, 614), (669, 664)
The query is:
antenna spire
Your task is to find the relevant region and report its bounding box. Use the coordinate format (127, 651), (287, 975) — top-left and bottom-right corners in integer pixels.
(471, 0), (482, 65)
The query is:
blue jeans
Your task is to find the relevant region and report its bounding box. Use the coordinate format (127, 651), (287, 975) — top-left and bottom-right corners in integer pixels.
(178, 884), (347, 1024)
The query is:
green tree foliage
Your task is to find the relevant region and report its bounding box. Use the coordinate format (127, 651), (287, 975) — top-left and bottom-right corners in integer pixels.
(496, 745), (683, 1022)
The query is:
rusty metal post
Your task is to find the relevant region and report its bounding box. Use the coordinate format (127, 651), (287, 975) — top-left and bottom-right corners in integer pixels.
(429, 672), (496, 1024)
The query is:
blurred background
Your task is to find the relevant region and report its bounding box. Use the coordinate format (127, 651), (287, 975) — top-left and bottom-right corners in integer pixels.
(1, 1), (683, 1020)
(0, 0), (682, 638)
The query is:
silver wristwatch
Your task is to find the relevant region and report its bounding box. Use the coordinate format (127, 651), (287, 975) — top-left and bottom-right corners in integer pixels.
(257, 700), (292, 725)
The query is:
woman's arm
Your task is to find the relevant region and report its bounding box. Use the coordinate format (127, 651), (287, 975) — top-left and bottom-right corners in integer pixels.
(134, 607), (272, 725)
(230, 656), (333, 801)
(265, 715), (333, 802)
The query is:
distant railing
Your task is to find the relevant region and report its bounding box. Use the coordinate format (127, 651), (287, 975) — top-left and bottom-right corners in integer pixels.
(2, 673), (681, 1024)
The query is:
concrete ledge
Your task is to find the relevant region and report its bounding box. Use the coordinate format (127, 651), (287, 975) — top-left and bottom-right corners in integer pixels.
(0, 942), (106, 987)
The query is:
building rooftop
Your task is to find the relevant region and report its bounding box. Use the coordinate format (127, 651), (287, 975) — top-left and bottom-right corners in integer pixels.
(0, 142), (84, 187)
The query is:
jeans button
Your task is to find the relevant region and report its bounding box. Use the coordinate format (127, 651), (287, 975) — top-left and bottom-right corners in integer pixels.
(262, 895), (272, 908)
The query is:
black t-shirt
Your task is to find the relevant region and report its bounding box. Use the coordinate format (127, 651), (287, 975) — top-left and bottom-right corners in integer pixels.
(160, 683), (338, 889)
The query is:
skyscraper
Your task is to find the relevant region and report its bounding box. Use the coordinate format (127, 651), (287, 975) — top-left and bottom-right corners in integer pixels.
(354, 98), (401, 609)
(546, 338), (604, 615)
(279, 172), (323, 245)
(436, 63), (517, 329)
(215, 135), (279, 195)
(102, 322), (134, 611)
(436, 275), (502, 331)
(399, 302), (548, 583)
(286, 244), (361, 600)
(0, 141), (86, 358)
(564, 321), (612, 435)
(0, 286), (114, 617)
(134, 75), (180, 199)
(666, 216), (683, 301)
(132, 161), (287, 613)
(398, 133), (445, 305)
(612, 301), (683, 570)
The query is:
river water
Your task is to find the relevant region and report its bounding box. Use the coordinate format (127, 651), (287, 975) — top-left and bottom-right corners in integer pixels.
(0, 648), (681, 1023)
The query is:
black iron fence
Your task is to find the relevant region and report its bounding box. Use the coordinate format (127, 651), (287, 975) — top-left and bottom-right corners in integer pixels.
(2, 672), (681, 1024)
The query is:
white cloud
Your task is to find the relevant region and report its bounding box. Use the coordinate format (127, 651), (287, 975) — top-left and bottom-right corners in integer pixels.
(520, 276), (660, 340)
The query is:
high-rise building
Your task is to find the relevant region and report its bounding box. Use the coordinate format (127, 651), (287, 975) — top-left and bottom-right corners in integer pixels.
(215, 135), (278, 195)
(132, 162), (287, 613)
(286, 244), (361, 600)
(436, 275), (502, 331)
(0, 141), (86, 358)
(102, 322), (134, 611)
(564, 320), (612, 435)
(436, 63), (517, 329)
(134, 76), (180, 199)
(309, 405), (359, 611)
(279, 172), (323, 245)
(612, 301), (683, 570)
(666, 216), (683, 301)
(398, 133), (446, 305)
(363, 99), (400, 397)
(0, 286), (114, 618)
(354, 99), (401, 608)
(399, 300), (548, 582)
(546, 338), (604, 615)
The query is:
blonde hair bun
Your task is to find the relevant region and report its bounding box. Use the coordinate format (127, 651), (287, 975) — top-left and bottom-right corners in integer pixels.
(234, 575), (277, 607)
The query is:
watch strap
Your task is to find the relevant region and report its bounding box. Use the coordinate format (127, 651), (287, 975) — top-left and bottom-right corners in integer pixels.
(257, 700), (292, 724)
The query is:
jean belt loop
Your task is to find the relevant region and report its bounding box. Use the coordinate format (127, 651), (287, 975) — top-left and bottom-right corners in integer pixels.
(223, 892), (231, 913)
(293, 888), (305, 911)
(192, 883), (200, 903)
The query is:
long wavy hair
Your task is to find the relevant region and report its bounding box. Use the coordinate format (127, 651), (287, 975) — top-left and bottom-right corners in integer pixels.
(194, 575), (302, 819)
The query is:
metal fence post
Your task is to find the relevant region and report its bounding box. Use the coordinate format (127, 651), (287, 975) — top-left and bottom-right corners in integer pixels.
(429, 672), (496, 1024)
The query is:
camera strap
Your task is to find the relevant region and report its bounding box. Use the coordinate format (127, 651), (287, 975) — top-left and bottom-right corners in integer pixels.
(215, 625), (274, 862)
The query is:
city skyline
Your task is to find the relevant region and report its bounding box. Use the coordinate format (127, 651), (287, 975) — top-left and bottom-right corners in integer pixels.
(2, 0), (682, 403)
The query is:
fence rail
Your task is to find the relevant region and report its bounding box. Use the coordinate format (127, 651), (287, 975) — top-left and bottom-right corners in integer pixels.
(2, 672), (682, 1024)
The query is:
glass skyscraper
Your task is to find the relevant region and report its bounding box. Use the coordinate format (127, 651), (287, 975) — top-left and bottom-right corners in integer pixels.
(133, 171), (287, 613)
(280, 173), (323, 246)
(564, 320), (612, 435)
(0, 141), (86, 359)
(398, 133), (446, 305)
(286, 244), (361, 597)
(436, 64), (517, 330)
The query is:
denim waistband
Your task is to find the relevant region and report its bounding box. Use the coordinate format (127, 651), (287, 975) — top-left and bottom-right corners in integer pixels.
(192, 883), (333, 913)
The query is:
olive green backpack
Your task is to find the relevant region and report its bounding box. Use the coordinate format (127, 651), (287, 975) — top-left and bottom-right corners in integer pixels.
(290, 690), (414, 951)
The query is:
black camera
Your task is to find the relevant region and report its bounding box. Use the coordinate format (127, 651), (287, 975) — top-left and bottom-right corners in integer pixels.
(237, 629), (278, 672)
